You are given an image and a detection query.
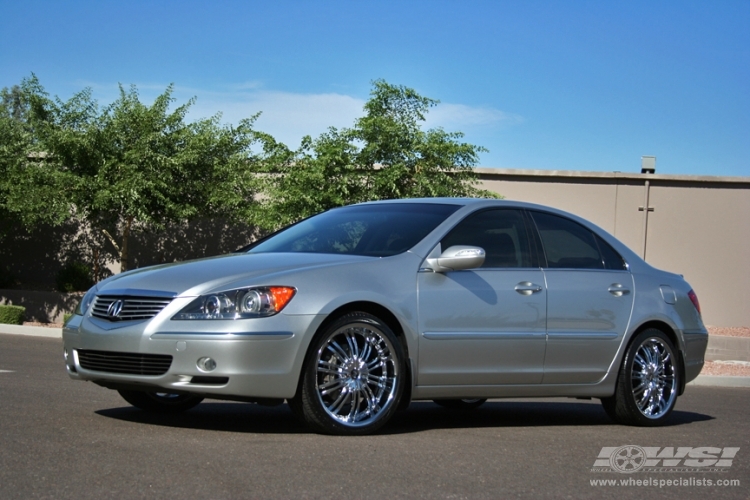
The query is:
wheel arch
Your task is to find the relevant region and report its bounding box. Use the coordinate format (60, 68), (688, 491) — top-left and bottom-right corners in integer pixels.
(318, 301), (409, 356)
(296, 301), (414, 404)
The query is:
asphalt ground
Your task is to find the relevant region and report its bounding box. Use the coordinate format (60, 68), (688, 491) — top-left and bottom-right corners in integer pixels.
(1, 333), (747, 499)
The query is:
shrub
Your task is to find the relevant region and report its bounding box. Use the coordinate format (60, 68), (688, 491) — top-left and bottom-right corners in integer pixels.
(0, 305), (25, 325)
(56, 262), (93, 293)
(63, 313), (73, 325)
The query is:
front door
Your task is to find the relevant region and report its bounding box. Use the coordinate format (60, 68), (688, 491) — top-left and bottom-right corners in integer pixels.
(417, 209), (547, 386)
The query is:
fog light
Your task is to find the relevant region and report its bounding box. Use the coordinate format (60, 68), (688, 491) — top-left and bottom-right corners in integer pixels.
(197, 357), (217, 372)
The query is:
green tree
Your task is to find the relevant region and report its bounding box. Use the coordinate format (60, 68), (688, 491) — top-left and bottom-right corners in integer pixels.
(18, 78), (271, 271)
(0, 78), (77, 232)
(259, 80), (497, 229)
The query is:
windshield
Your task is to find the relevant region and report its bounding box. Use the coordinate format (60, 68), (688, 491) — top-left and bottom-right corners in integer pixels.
(247, 203), (460, 257)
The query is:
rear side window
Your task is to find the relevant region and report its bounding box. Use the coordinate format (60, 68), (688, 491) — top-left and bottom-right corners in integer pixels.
(595, 234), (627, 270)
(441, 209), (533, 268)
(530, 211), (625, 270)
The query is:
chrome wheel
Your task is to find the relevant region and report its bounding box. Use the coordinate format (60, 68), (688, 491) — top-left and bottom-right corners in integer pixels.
(630, 337), (677, 419)
(293, 312), (404, 435)
(601, 329), (680, 426)
(315, 321), (399, 427)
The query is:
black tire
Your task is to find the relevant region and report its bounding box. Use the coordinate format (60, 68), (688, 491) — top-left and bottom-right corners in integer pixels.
(118, 390), (203, 413)
(601, 329), (680, 426)
(291, 312), (405, 435)
(433, 398), (487, 410)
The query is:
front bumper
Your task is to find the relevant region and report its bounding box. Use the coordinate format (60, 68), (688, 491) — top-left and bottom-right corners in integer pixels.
(63, 304), (323, 399)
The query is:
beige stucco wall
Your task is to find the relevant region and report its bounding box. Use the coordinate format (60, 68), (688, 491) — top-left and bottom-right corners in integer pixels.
(645, 184), (750, 328)
(477, 169), (750, 327)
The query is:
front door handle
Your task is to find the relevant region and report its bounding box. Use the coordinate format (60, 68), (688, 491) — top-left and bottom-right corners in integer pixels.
(608, 284), (631, 297)
(515, 282), (543, 295)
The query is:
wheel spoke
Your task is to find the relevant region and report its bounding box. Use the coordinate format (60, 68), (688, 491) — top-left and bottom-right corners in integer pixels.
(360, 340), (372, 364)
(328, 388), (351, 414)
(345, 332), (359, 358)
(318, 378), (345, 394)
(632, 381), (647, 396)
(367, 358), (384, 371)
(327, 342), (349, 363)
(363, 384), (380, 416)
(348, 389), (362, 421)
(317, 362), (342, 376)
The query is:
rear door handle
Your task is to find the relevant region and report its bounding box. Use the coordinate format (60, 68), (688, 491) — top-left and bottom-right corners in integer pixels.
(608, 284), (631, 297)
(515, 282), (543, 295)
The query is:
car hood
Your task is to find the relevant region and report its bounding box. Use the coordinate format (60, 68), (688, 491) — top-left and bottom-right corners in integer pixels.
(96, 252), (373, 297)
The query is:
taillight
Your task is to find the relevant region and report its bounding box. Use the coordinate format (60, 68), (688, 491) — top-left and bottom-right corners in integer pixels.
(687, 289), (701, 314)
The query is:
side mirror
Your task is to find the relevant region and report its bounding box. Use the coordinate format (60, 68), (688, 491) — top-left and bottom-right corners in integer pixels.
(425, 245), (485, 273)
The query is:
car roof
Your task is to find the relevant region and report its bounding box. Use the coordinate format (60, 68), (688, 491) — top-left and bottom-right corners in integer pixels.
(351, 197), (556, 211)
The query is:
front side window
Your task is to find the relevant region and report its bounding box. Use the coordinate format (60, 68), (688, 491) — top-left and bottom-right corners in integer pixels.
(530, 211), (625, 270)
(440, 209), (533, 268)
(248, 203), (460, 257)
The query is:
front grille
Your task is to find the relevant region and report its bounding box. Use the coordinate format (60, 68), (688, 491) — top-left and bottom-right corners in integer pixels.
(91, 296), (172, 322)
(77, 350), (173, 376)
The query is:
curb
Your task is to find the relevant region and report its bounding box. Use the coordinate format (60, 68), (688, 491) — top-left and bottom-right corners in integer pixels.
(0, 324), (62, 338)
(706, 335), (750, 362)
(688, 375), (750, 388)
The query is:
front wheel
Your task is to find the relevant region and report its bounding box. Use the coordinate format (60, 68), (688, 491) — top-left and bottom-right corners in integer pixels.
(292, 312), (405, 435)
(601, 329), (680, 426)
(118, 390), (204, 413)
(433, 399), (487, 410)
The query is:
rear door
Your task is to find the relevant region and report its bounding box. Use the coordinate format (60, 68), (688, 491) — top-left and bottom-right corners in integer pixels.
(529, 211), (634, 384)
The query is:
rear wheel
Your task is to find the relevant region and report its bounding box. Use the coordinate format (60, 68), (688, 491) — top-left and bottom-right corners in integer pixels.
(601, 329), (679, 426)
(292, 312), (405, 435)
(118, 390), (203, 413)
(433, 398), (487, 410)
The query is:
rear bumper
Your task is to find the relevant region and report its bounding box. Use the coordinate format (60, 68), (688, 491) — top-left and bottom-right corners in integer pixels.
(682, 329), (709, 383)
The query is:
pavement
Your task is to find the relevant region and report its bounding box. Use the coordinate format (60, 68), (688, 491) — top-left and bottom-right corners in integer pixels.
(2, 323), (749, 388)
(1, 333), (748, 500)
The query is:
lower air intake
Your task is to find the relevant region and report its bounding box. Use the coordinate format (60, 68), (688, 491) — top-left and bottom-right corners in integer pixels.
(77, 350), (172, 376)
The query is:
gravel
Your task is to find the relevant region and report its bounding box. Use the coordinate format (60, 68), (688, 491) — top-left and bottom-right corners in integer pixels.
(701, 361), (750, 377)
(706, 326), (750, 337)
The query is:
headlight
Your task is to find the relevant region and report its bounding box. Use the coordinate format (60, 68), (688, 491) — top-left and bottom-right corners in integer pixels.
(75, 286), (97, 316)
(172, 286), (296, 320)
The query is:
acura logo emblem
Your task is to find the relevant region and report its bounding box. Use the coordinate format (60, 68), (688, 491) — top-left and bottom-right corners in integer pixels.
(107, 299), (124, 318)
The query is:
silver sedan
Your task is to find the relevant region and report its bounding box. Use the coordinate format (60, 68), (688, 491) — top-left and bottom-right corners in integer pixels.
(63, 199), (708, 435)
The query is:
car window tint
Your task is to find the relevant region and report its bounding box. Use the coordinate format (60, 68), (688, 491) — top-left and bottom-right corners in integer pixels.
(248, 203), (460, 257)
(441, 209), (532, 268)
(531, 211), (605, 269)
(595, 234), (627, 270)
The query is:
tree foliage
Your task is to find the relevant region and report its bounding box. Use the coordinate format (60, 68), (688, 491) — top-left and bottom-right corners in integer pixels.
(0, 79), (77, 231)
(258, 80), (497, 229)
(3, 76), (272, 271)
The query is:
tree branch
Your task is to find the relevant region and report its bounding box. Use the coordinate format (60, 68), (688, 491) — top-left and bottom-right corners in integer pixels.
(101, 229), (120, 253)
